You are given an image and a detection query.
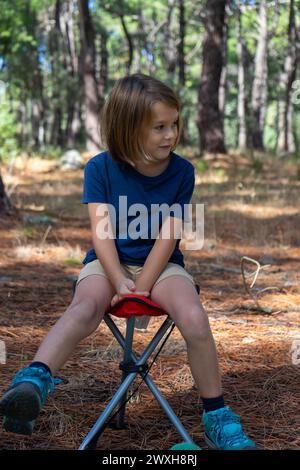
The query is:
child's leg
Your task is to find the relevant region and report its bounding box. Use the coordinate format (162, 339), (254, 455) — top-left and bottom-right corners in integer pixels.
(150, 276), (256, 450)
(150, 276), (222, 398)
(33, 275), (115, 375)
(0, 275), (115, 434)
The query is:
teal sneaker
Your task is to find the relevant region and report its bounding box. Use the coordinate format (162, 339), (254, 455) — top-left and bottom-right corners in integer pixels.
(0, 366), (61, 435)
(202, 406), (256, 450)
(169, 442), (202, 450)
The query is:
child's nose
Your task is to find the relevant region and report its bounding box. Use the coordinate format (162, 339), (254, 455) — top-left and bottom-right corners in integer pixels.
(165, 127), (177, 139)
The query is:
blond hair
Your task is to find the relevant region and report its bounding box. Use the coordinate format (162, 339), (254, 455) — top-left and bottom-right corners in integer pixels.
(99, 73), (182, 166)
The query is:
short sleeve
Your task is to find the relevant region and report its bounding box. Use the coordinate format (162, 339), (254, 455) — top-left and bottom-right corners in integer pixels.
(172, 163), (195, 222)
(82, 159), (107, 204)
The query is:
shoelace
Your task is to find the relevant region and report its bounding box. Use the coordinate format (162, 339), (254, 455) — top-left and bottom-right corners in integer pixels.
(211, 409), (248, 447)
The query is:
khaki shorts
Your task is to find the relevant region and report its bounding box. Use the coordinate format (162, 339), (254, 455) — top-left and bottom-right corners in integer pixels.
(76, 259), (195, 290)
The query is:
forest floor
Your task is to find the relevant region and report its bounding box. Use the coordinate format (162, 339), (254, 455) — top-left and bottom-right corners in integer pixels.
(0, 148), (299, 450)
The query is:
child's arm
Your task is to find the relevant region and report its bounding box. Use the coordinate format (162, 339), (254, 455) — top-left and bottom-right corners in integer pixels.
(135, 216), (182, 292)
(88, 203), (126, 290)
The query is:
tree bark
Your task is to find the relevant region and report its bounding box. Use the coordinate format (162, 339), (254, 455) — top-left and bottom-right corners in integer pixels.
(219, 3), (229, 133)
(178, 0), (186, 87)
(98, 29), (108, 98)
(78, 0), (100, 152)
(137, 10), (147, 72)
(164, 0), (177, 82)
(0, 172), (14, 215)
(236, 0), (247, 150)
(48, 0), (64, 147)
(146, 8), (162, 75)
(198, 0), (227, 154)
(277, 0), (297, 154)
(119, 14), (134, 76)
(251, 0), (268, 150)
(29, 7), (45, 149)
(178, 0), (190, 144)
(64, 0), (81, 147)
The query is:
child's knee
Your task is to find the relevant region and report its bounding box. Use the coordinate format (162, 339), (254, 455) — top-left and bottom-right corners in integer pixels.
(66, 298), (104, 325)
(179, 306), (211, 343)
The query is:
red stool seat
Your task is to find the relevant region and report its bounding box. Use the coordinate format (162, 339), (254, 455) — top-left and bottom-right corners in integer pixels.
(107, 294), (168, 319)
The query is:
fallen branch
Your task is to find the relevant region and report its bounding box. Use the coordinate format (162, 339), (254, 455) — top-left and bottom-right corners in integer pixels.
(241, 256), (273, 314)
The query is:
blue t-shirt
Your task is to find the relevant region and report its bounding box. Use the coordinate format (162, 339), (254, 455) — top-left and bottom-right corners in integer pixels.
(82, 151), (195, 268)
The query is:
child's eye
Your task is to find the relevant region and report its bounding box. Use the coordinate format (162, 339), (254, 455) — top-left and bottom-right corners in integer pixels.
(155, 122), (178, 130)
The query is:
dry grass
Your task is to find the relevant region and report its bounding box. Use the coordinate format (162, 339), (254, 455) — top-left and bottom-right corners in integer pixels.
(0, 151), (299, 450)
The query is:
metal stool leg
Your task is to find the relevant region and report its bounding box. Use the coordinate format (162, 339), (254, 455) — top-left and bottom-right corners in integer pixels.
(78, 314), (196, 449)
(78, 316), (173, 449)
(106, 316), (195, 444)
(78, 368), (141, 449)
(116, 316), (135, 428)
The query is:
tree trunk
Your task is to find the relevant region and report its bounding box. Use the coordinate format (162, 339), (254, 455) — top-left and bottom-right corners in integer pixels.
(198, 0), (227, 154)
(64, 0), (82, 147)
(98, 29), (108, 98)
(119, 14), (134, 76)
(178, 0), (186, 87)
(48, 0), (64, 147)
(219, 3), (229, 133)
(277, 0), (297, 154)
(78, 0), (100, 152)
(51, 108), (63, 147)
(236, 0), (247, 150)
(164, 0), (177, 82)
(18, 92), (29, 148)
(251, 0), (268, 150)
(287, 99), (296, 153)
(146, 8), (160, 75)
(136, 10), (146, 72)
(0, 172), (14, 215)
(30, 31), (45, 148)
(178, 0), (189, 144)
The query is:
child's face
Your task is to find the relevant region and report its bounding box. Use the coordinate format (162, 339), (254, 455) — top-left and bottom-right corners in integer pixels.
(141, 102), (179, 163)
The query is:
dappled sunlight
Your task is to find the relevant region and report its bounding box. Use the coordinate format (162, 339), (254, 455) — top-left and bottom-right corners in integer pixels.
(13, 243), (85, 265)
(209, 201), (299, 219)
(11, 156), (58, 174)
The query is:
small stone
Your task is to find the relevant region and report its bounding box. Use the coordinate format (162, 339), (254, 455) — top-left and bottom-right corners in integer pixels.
(59, 150), (83, 170)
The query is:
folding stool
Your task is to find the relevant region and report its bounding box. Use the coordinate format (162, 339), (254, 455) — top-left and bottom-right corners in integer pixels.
(74, 282), (200, 450)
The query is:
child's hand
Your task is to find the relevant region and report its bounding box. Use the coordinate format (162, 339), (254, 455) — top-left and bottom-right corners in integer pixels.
(111, 277), (150, 307)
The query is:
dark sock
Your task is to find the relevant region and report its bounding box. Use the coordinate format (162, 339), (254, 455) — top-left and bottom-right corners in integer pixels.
(29, 361), (52, 376)
(201, 394), (225, 413)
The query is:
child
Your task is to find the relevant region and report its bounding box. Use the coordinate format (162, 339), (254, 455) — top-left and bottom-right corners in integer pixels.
(0, 73), (256, 450)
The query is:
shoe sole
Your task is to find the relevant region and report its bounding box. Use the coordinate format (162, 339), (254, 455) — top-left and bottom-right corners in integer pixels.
(3, 416), (36, 436)
(0, 382), (42, 422)
(205, 434), (257, 450)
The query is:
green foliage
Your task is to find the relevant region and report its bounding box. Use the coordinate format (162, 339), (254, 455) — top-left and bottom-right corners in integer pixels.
(22, 226), (39, 238)
(252, 158), (263, 173)
(0, 87), (19, 161)
(196, 159), (209, 173)
(0, 0), (298, 158)
(29, 146), (63, 160)
(64, 257), (82, 267)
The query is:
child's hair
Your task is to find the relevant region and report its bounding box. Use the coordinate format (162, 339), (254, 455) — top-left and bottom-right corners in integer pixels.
(99, 73), (183, 167)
